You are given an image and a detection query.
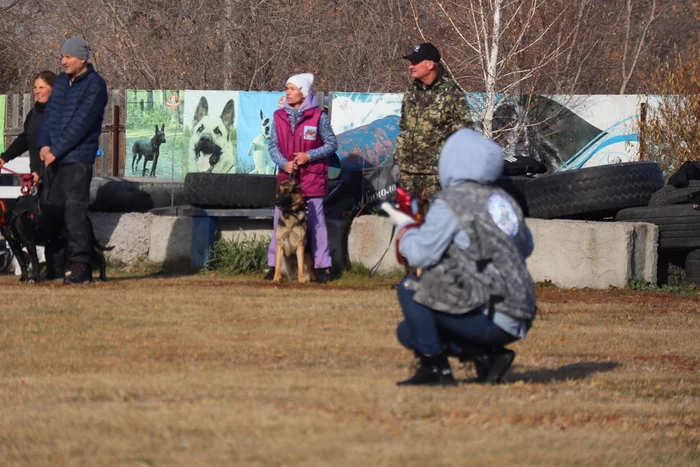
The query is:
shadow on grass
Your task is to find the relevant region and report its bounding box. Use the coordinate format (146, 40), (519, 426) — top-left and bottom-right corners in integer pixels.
(504, 361), (621, 384)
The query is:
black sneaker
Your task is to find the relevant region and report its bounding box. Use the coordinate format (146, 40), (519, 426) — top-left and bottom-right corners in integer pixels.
(263, 267), (275, 281)
(314, 268), (331, 284)
(64, 262), (92, 284)
(397, 354), (457, 387)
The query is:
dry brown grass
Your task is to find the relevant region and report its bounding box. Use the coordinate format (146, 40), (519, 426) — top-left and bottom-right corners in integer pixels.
(0, 273), (698, 466)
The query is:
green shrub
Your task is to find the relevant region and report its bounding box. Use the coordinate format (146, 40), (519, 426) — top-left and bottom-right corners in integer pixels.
(206, 234), (270, 274)
(628, 277), (698, 295)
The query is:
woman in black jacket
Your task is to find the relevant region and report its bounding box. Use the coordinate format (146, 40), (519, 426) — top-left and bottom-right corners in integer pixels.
(0, 70), (56, 184)
(0, 71), (58, 278)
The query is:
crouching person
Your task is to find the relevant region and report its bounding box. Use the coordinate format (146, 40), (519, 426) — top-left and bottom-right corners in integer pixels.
(389, 129), (536, 386)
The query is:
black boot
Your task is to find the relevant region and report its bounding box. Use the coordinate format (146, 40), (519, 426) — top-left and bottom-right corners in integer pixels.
(459, 346), (515, 384)
(263, 267), (275, 281)
(64, 262), (92, 284)
(314, 268), (331, 284)
(458, 347), (492, 382)
(397, 354), (457, 386)
(484, 348), (515, 384)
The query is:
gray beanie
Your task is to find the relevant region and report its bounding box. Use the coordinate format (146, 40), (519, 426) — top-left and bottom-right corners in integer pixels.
(60, 37), (89, 60)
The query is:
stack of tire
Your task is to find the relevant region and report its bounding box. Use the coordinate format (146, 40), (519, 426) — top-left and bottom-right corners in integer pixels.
(497, 161), (665, 220)
(616, 180), (700, 286)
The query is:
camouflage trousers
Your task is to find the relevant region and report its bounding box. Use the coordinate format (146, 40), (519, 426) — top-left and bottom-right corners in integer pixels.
(398, 172), (441, 198)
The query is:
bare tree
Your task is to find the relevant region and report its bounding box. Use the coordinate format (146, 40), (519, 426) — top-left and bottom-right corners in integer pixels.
(0, 0), (696, 96)
(408, 0), (597, 139)
(619, 0), (669, 94)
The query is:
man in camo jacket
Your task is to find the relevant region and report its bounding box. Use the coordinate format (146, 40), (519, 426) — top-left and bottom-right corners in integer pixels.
(393, 42), (473, 197)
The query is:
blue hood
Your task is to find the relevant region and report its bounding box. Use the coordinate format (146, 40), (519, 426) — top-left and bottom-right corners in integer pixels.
(438, 129), (504, 188)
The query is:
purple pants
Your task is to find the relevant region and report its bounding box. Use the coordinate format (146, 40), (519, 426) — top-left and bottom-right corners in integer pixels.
(268, 197), (331, 269)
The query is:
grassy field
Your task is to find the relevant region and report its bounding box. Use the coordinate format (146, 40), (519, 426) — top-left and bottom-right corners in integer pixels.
(0, 272), (698, 466)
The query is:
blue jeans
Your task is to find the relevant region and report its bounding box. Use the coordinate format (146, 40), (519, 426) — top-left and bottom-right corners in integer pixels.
(396, 278), (518, 356)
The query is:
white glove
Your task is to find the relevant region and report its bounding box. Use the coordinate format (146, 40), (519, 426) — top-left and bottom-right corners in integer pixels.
(380, 202), (415, 229)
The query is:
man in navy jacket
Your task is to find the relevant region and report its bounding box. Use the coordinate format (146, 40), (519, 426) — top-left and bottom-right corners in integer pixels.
(38, 37), (108, 284)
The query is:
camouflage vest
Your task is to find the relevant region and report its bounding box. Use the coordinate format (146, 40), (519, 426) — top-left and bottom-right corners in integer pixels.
(394, 69), (472, 176)
(406, 182), (536, 321)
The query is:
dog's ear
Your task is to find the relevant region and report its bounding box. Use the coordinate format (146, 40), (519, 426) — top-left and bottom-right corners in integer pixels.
(161, 123), (165, 132)
(221, 99), (235, 130)
(193, 96), (208, 125)
(155, 124), (160, 134)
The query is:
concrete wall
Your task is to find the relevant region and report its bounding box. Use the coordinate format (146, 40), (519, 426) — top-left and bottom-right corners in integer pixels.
(346, 215), (659, 288)
(89, 212), (153, 267)
(148, 216), (192, 265)
(347, 215), (403, 275)
(81, 212), (659, 289)
(526, 219), (658, 288)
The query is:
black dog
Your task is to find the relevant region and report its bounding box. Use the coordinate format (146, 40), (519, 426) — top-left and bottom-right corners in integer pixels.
(0, 197), (113, 283)
(132, 124), (167, 177)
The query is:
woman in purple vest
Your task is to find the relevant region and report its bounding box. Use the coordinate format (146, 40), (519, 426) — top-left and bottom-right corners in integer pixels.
(263, 73), (338, 284)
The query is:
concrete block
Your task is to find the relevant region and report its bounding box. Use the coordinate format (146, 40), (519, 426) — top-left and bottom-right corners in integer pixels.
(89, 212), (153, 267)
(348, 215), (403, 274)
(347, 214), (659, 288)
(526, 218), (658, 288)
(148, 216), (192, 265)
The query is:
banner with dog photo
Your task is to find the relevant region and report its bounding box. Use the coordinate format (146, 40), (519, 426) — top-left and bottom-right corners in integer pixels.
(236, 91), (284, 175)
(182, 90), (239, 176)
(125, 90), (185, 179)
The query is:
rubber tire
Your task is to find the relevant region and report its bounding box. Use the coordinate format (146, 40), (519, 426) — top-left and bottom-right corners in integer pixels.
(90, 178), (187, 213)
(184, 173), (277, 208)
(524, 162), (664, 219)
(494, 176), (532, 216)
(685, 249), (700, 286)
(648, 180), (700, 206)
(615, 204), (700, 250)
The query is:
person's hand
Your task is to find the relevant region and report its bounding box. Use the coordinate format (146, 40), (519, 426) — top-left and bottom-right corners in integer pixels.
(284, 161), (297, 174)
(293, 152), (310, 165)
(40, 146), (51, 161)
(0, 158), (5, 167)
(43, 152), (56, 167)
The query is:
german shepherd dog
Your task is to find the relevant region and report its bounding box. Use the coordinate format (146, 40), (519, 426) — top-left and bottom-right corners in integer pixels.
(272, 178), (315, 283)
(0, 198), (113, 283)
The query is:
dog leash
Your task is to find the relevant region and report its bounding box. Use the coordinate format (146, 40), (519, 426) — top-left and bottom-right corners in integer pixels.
(0, 166), (36, 196)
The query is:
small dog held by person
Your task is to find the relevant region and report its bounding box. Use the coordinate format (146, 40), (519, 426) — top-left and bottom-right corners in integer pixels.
(272, 178), (315, 283)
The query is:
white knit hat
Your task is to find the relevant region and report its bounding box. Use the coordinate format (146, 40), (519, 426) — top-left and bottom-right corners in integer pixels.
(286, 73), (314, 97)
